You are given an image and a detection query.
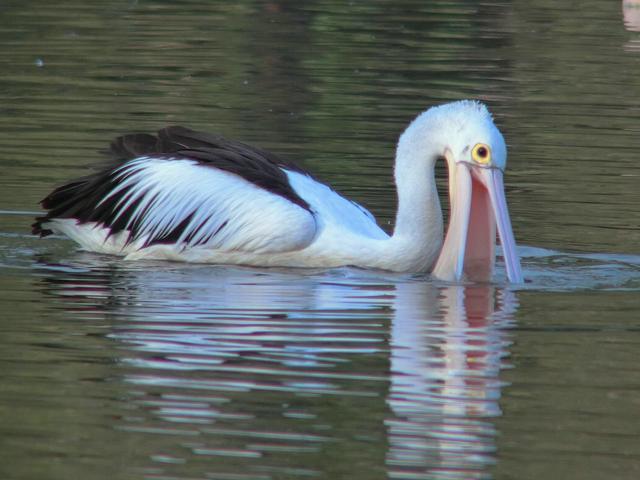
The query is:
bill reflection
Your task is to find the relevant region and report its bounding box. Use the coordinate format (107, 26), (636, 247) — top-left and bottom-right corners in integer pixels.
(387, 284), (518, 479)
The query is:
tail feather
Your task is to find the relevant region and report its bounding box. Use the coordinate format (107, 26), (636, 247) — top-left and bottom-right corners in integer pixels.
(33, 180), (84, 236)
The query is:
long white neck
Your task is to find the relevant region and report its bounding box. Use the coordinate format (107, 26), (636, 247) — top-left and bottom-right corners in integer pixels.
(383, 137), (444, 271)
(392, 140), (442, 239)
(357, 124), (443, 273)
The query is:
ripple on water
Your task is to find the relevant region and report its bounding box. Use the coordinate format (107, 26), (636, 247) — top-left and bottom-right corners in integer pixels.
(516, 246), (640, 291)
(16, 242), (518, 479)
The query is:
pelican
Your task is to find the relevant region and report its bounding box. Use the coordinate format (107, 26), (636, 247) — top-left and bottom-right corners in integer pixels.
(32, 100), (523, 283)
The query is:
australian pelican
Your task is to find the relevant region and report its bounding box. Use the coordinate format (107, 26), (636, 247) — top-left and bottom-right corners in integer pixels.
(33, 100), (523, 283)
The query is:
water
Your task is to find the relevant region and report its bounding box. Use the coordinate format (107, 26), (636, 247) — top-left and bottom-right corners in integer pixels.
(1, 1), (640, 479)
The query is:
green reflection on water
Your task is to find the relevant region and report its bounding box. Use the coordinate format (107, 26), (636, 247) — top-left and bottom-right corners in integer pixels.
(1, 1), (640, 479)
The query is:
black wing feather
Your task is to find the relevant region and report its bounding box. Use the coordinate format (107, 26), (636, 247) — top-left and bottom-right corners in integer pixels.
(33, 126), (312, 240)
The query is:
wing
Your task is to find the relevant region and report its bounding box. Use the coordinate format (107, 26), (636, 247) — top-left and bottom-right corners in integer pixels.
(107, 125), (310, 210)
(35, 157), (317, 254)
(34, 126), (319, 254)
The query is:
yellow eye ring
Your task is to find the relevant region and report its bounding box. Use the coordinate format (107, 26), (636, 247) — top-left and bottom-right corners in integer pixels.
(471, 143), (491, 165)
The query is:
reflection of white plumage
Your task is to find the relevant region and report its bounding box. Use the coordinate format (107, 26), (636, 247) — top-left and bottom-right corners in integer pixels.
(33, 100), (522, 282)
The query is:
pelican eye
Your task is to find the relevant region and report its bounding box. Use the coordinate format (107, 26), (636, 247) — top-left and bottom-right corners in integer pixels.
(471, 143), (491, 165)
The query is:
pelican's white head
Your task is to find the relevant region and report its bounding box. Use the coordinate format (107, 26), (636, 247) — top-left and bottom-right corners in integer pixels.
(397, 100), (523, 283)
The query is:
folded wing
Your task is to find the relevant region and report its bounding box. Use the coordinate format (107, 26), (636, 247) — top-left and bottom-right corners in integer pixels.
(33, 127), (319, 254)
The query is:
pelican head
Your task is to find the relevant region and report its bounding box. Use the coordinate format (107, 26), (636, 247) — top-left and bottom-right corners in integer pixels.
(397, 100), (523, 283)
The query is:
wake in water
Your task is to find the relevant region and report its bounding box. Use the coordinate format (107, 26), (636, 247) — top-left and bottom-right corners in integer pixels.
(514, 246), (640, 292)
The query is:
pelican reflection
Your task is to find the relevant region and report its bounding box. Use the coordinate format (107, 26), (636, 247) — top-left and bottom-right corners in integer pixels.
(36, 256), (518, 479)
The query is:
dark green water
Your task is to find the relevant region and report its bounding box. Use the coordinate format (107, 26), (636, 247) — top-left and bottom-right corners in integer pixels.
(1, 1), (639, 479)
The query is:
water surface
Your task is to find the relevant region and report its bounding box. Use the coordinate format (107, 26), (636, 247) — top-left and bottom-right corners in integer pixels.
(1, 1), (640, 479)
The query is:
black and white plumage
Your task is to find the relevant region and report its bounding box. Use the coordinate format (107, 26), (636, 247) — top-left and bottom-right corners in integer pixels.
(33, 101), (524, 282)
(36, 127), (315, 248)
